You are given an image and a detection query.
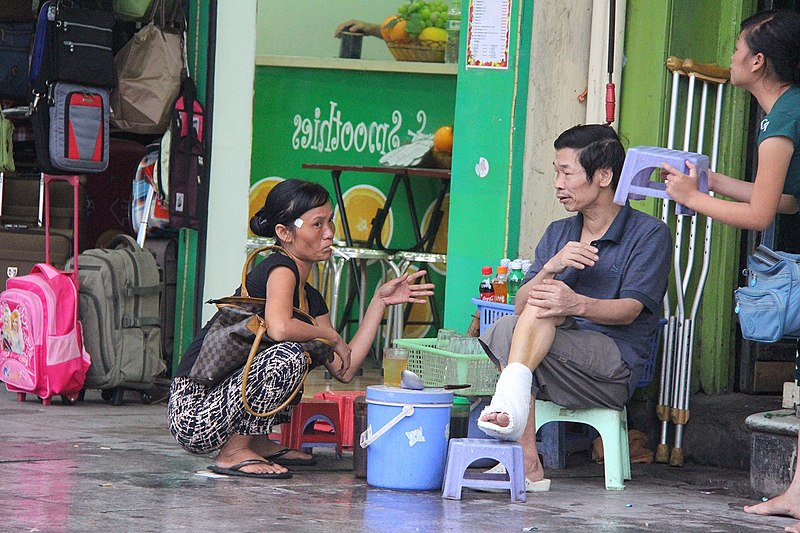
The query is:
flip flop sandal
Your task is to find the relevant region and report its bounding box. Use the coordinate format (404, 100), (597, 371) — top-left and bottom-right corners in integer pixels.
(263, 447), (318, 466)
(479, 463), (551, 492)
(208, 459), (293, 479)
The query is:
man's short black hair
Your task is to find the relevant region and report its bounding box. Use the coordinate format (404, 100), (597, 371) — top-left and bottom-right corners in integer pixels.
(554, 124), (625, 190)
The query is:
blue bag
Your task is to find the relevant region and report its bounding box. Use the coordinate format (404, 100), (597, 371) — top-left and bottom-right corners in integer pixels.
(735, 245), (800, 343)
(0, 22), (34, 99)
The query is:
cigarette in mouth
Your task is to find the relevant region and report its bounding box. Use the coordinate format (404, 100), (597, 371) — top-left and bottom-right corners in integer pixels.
(329, 246), (351, 260)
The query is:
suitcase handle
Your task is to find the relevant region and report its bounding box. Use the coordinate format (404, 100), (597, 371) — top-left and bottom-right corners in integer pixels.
(43, 174), (80, 291)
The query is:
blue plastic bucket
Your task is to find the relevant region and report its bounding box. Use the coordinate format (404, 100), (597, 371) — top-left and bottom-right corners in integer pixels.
(361, 385), (453, 490)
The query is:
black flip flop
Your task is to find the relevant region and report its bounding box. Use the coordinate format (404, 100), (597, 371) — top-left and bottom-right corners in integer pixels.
(263, 447), (318, 466)
(208, 459), (293, 479)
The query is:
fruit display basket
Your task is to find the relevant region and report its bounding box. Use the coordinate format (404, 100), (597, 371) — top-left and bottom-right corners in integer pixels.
(431, 149), (452, 169)
(393, 337), (500, 395)
(386, 39), (445, 63)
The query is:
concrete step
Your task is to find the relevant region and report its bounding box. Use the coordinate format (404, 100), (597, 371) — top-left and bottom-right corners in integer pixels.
(627, 392), (783, 471)
(746, 409), (798, 497)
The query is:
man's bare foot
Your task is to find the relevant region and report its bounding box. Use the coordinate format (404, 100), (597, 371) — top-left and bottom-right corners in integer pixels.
(251, 435), (313, 462)
(786, 522), (800, 533)
(479, 411), (510, 427)
(743, 492), (800, 520)
(216, 434), (289, 475)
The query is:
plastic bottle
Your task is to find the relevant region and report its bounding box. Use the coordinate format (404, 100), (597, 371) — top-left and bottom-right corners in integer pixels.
(445, 0), (461, 64)
(479, 266), (494, 301)
(507, 259), (524, 305)
(492, 265), (508, 304)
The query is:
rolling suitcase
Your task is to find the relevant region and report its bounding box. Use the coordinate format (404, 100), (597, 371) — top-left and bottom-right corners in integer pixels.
(0, 174), (91, 405)
(0, 173), (76, 287)
(143, 237), (177, 375)
(0, 172), (86, 244)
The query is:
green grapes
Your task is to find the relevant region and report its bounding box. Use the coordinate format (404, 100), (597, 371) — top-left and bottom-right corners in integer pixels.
(396, 0), (450, 37)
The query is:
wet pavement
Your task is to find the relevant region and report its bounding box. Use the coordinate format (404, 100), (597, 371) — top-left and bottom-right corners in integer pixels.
(0, 383), (793, 533)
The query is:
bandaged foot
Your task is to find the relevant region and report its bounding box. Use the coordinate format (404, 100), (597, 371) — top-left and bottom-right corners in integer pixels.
(477, 362), (532, 441)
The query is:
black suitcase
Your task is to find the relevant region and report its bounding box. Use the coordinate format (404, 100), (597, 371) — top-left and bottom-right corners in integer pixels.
(144, 236), (177, 375)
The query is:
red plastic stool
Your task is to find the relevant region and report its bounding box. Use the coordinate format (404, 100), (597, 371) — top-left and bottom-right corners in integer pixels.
(281, 399), (343, 457)
(314, 390), (366, 448)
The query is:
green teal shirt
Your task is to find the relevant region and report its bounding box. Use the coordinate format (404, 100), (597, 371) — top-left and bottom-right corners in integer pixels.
(757, 85), (800, 202)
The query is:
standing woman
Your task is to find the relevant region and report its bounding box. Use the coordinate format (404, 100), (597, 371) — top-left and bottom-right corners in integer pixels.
(168, 179), (433, 479)
(662, 9), (800, 228)
(660, 9), (800, 531)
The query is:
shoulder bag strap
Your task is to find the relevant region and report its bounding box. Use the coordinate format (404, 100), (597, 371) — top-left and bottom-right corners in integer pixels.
(240, 317), (311, 418)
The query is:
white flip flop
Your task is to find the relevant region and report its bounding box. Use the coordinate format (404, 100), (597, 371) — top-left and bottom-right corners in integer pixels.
(482, 463), (551, 493)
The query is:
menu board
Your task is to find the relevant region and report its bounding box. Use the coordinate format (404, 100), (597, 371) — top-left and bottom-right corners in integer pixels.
(466, 0), (511, 69)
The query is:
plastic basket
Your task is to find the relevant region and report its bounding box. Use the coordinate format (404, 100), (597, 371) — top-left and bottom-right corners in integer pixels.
(472, 298), (666, 389)
(472, 298), (514, 335)
(393, 338), (499, 395)
(386, 40), (445, 63)
(641, 319), (668, 388)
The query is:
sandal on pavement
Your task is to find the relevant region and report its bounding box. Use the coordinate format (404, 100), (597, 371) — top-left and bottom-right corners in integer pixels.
(209, 459), (293, 479)
(474, 463), (551, 493)
(263, 447), (318, 466)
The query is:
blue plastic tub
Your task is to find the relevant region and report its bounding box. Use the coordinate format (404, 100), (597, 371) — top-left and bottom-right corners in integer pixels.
(361, 385), (453, 490)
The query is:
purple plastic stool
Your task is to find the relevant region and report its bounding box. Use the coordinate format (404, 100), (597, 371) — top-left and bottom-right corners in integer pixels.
(441, 438), (526, 502)
(614, 146), (709, 216)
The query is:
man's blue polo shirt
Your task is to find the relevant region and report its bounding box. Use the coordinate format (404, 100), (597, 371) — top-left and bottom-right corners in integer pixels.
(522, 204), (672, 392)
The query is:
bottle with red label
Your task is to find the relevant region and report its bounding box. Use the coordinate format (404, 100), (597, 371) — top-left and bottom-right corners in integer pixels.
(479, 266), (494, 301)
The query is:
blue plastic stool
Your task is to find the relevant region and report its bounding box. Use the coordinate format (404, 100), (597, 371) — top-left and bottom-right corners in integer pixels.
(442, 438), (526, 502)
(614, 146), (709, 215)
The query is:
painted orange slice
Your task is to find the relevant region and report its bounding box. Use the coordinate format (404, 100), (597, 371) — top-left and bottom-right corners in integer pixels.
(333, 184), (393, 246)
(248, 177), (284, 235)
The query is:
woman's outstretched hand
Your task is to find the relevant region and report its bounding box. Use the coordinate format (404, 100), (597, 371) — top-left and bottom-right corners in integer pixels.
(378, 270), (435, 306)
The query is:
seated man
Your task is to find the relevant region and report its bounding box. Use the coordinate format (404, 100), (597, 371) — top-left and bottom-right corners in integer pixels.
(477, 124), (672, 490)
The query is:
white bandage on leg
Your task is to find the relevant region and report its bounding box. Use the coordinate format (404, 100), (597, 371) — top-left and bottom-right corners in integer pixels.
(477, 362), (532, 441)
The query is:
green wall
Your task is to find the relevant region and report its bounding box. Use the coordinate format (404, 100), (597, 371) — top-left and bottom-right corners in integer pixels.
(619, 0), (754, 393)
(443, 0), (532, 332)
(251, 65), (457, 336)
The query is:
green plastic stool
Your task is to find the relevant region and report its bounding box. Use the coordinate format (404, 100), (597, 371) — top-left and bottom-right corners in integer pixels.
(534, 400), (630, 490)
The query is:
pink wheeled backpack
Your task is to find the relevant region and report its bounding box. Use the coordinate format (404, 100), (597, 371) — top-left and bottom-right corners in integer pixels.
(0, 174), (90, 405)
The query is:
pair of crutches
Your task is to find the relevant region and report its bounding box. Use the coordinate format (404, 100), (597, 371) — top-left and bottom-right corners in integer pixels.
(655, 57), (730, 466)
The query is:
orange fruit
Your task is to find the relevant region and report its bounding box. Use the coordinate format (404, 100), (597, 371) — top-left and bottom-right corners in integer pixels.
(388, 19), (409, 42)
(433, 125), (453, 153)
(248, 177), (284, 235)
(332, 185), (393, 245)
(380, 15), (397, 40)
